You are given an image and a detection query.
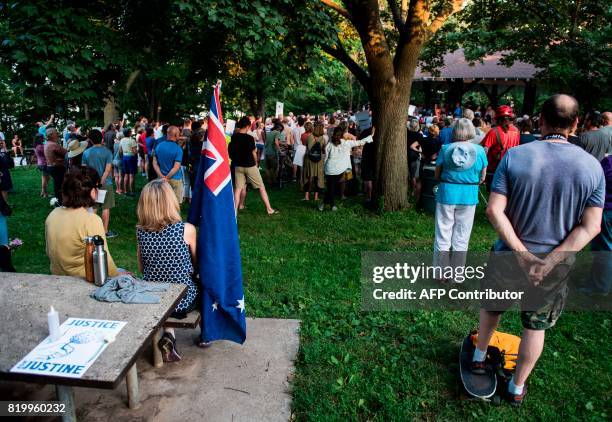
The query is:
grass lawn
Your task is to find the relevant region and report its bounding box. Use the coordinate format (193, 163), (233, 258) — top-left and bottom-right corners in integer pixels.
(6, 166), (611, 421)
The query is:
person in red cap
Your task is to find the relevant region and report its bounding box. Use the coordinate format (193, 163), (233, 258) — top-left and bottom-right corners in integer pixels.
(480, 105), (520, 189)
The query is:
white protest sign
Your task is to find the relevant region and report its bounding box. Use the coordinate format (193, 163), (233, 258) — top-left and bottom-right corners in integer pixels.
(275, 102), (284, 118)
(293, 144), (306, 167)
(225, 119), (236, 135)
(408, 104), (416, 117)
(95, 189), (107, 204)
(11, 318), (127, 379)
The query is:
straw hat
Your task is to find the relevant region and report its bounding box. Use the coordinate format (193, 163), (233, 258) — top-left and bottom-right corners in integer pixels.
(67, 139), (88, 158)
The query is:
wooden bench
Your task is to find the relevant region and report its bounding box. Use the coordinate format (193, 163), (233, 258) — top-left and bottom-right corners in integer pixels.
(152, 311), (201, 367)
(164, 311), (201, 329)
(0, 273), (187, 421)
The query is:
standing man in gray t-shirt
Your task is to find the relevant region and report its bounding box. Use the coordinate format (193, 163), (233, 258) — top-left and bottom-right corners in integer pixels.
(576, 111), (611, 161)
(472, 95), (605, 406)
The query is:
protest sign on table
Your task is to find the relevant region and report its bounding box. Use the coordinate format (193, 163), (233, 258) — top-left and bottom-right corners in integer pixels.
(11, 318), (127, 379)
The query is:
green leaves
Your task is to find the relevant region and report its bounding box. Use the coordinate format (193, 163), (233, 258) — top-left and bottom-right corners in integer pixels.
(1, 0), (119, 111)
(426, 0), (612, 109)
(12, 50), (27, 63)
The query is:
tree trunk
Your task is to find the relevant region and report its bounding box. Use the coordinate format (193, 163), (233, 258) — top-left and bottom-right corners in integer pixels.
(83, 103), (90, 121)
(155, 94), (162, 121)
(347, 72), (354, 111)
(103, 88), (119, 128)
(256, 90), (265, 118)
(318, 0), (464, 211)
(372, 80), (411, 211)
(248, 95), (257, 116)
(148, 89), (155, 122)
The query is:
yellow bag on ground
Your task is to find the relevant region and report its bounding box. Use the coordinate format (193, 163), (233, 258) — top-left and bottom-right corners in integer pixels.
(471, 330), (521, 371)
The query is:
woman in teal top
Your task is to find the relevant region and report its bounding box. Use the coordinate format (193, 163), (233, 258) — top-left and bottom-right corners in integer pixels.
(433, 118), (487, 277)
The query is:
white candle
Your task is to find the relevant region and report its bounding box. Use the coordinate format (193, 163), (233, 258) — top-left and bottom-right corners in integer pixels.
(47, 306), (60, 342)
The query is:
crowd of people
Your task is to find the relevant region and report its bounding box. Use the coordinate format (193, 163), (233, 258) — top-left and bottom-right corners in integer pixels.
(410, 96), (609, 405)
(0, 93), (609, 399)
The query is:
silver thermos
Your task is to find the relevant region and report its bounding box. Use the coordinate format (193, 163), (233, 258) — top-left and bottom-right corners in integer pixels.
(92, 235), (108, 286)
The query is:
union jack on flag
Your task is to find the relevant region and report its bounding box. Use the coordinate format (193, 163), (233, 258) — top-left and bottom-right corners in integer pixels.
(203, 83), (231, 196)
(188, 81), (247, 344)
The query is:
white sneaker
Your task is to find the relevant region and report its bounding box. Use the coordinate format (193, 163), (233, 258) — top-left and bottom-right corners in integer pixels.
(318, 203), (324, 211)
(332, 206), (338, 212)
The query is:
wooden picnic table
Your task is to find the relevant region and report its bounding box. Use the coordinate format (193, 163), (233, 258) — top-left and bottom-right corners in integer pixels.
(0, 273), (186, 421)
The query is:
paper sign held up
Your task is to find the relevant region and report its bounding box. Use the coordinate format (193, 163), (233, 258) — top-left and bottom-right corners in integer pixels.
(225, 119), (236, 135)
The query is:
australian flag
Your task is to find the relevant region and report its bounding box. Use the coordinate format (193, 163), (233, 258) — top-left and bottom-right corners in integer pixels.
(188, 81), (246, 344)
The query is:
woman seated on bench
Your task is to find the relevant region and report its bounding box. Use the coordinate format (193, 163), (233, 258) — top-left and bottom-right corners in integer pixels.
(45, 167), (119, 278)
(136, 179), (200, 362)
(12, 135), (24, 157)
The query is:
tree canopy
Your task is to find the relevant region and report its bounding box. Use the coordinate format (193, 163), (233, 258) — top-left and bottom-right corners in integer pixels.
(0, 0), (610, 211)
(422, 0), (612, 110)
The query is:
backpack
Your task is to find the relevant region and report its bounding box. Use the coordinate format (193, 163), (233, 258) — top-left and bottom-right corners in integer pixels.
(471, 329), (520, 371)
(308, 137), (322, 163)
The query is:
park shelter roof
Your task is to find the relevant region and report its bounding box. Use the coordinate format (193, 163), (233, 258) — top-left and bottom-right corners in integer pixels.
(413, 49), (539, 82)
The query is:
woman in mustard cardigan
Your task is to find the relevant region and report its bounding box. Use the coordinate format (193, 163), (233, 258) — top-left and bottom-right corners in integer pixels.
(45, 167), (118, 278)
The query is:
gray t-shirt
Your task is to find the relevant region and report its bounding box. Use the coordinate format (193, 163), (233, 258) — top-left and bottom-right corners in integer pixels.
(577, 129), (611, 162)
(492, 141), (605, 252)
(82, 146), (113, 186)
(599, 125), (612, 153)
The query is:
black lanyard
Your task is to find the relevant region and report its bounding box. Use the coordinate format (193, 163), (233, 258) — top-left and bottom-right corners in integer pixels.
(541, 134), (568, 142)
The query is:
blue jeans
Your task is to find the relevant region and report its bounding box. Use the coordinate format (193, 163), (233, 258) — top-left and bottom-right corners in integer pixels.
(591, 209), (612, 293)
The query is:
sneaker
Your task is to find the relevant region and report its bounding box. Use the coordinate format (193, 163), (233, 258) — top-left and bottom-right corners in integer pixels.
(158, 333), (181, 362)
(332, 206), (338, 212)
(470, 360), (487, 375)
(105, 231), (118, 238)
(508, 384), (527, 407)
(318, 203), (324, 212)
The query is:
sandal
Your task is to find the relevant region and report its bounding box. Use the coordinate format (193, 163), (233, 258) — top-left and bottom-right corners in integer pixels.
(158, 333), (181, 362)
(195, 339), (212, 348)
(267, 209), (279, 215)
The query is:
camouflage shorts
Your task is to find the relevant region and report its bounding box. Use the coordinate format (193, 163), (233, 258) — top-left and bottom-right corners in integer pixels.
(480, 252), (570, 330)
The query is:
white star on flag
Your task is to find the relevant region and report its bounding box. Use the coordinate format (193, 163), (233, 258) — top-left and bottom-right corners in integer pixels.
(236, 296), (245, 313)
(212, 302), (218, 311)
